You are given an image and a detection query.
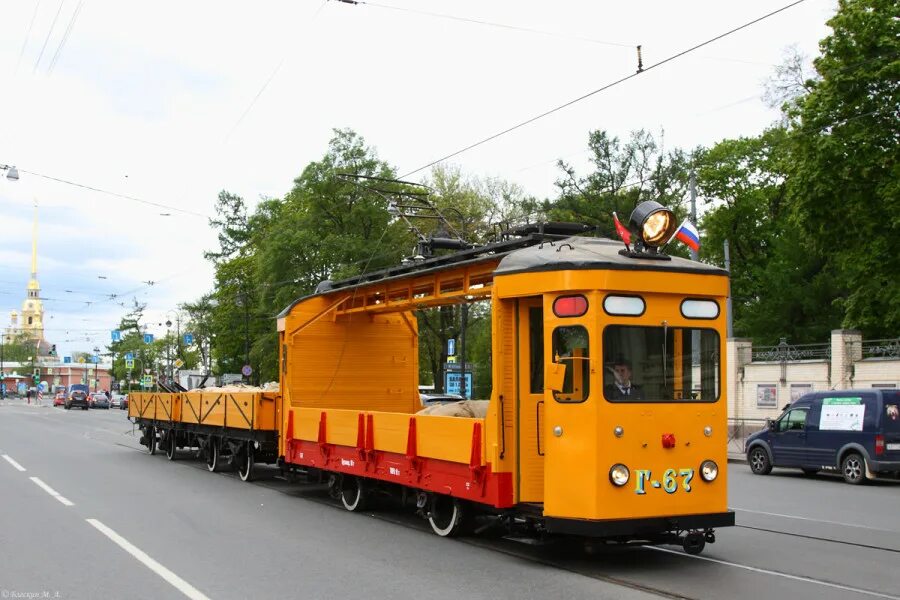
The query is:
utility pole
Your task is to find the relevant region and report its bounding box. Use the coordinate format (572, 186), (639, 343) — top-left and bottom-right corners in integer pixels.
(724, 240), (734, 338)
(459, 303), (468, 399)
(689, 170), (699, 262)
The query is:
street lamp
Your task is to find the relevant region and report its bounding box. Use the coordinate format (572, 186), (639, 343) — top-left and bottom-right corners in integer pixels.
(1, 164), (19, 181)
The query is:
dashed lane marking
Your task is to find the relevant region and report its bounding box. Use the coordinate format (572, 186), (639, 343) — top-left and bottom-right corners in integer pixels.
(87, 519), (211, 600)
(2, 454), (27, 471)
(29, 476), (74, 506)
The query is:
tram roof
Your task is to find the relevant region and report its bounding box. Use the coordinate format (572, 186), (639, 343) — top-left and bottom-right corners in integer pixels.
(494, 236), (729, 277)
(277, 233), (727, 318)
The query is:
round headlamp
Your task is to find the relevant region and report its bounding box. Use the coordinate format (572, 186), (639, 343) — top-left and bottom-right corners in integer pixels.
(628, 201), (677, 247)
(700, 460), (719, 482)
(609, 464), (630, 486)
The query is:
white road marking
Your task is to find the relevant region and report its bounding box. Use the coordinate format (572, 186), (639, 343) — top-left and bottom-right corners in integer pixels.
(86, 519), (211, 600)
(649, 546), (900, 600)
(2, 454), (27, 471)
(29, 476), (74, 506)
(732, 506), (898, 533)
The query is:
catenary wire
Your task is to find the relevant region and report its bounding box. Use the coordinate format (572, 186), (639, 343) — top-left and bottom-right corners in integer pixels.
(15, 0), (42, 74)
(339, 0), (634, 48)
(18, 169), (211, 218)
(32, 0), (65, 74)
(47, 0), (86, 74)
(399, 0), (809, 179)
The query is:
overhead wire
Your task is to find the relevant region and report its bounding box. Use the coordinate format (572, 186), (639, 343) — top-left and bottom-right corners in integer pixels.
(15, 0), (42, 74)
(340, 0), (634, 49)
(18, 169), (211, 218)
(32, 0), (65, 74)
(47, 0), (86, 74)
(399, 0), (809, 179)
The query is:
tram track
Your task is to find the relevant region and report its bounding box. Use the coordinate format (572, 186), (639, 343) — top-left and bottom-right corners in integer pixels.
(105, 434), (900, 600)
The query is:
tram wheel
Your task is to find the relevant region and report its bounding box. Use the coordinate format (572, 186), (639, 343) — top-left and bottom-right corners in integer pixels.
(146, 426), (157, 455)
(237, 444), (255, 482)
(165, 431), (177, 461)
(206, 439), (220, 472)
(682, 531), (706, 555)
(427, 495), (467, 538)
(339, 476), (369, 512)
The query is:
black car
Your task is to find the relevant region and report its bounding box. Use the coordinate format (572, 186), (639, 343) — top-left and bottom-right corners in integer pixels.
(65, 384), (90, 410)
(746, 389), (900, 484)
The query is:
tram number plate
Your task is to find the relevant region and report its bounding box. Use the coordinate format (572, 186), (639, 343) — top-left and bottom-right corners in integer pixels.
(634, 469), (694, 494)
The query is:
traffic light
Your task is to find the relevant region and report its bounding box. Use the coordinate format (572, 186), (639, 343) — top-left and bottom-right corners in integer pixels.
(49, 344), (57, 356)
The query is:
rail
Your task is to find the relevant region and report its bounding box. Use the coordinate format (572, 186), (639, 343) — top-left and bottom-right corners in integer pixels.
(860, 338), (900, 359)
(751, 338), (830, 362)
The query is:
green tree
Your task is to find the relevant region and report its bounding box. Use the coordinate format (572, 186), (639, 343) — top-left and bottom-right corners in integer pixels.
(786, 0), (900, 336)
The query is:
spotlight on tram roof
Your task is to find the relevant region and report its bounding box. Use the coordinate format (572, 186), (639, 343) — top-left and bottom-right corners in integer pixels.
(629, 201), (676, 249)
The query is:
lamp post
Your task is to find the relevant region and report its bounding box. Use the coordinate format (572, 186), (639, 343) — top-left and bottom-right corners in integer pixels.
(165, 319), (172, 385)
(92, 346), (100, 392)
(1, 336), (5, 399)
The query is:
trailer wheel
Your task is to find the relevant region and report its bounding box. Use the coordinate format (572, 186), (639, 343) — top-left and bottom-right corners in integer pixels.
(428, 495), (467, 538)
(237, 444), (255, 482)
(206, 439), (220, 472)
(146, 426), (157, 455)
(165, 431), (177, 461)
(339, 476), (369, 512)
(682, 531), (706, 555)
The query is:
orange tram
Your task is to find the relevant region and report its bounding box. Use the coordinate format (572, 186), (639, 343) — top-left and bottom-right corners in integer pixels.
(130, 201), (734, 555)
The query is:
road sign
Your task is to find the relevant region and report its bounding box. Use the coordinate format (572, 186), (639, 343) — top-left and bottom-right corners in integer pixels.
(125, 359), (135, 369)
(144, 333), (154, 344)
(447, 338), (456, 356)
(444, 371), (473, 399)
(125, 352), (134, 360)
(78, 357), (85, 364)
(183, 333), (194, 345)
(241, 364), (253, 377)
(91, 355), (99, 363)
(111, 330), (122, 342)
(64, 356), (71, 364)
(174, 358), (184, 369)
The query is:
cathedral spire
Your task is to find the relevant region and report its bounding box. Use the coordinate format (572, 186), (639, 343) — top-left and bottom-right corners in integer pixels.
(31, 201), (38, 280)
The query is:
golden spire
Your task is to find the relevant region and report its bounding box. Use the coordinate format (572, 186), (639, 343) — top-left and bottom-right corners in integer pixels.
(31, 200), (38, 280)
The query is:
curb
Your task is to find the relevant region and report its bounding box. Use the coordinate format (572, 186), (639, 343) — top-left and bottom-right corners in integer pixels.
(727, 455), (748, 464)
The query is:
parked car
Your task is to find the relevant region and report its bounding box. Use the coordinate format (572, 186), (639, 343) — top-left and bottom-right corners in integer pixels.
(109, 394), (126, 409)
(746, 389), (900, 484)
(89, 392), (110, 409)
(119, 394), (129, 410)
(53, 391), (66, 407)
(65, 384), (90, 410)
(419, 392), (465, 406)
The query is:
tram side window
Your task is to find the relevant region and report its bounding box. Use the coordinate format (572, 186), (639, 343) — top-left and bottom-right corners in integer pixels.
(551, 326), (590, 403)
(603, 325), (720, 403)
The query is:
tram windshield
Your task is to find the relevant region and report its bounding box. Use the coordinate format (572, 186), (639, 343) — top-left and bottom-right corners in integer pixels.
(603, 325), (720, 403)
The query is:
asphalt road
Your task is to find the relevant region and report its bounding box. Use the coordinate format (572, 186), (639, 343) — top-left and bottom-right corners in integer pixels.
(1, 398), (898, 600)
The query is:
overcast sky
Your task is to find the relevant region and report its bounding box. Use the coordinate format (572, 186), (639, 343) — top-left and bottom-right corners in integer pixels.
(0, 0), (835, 359)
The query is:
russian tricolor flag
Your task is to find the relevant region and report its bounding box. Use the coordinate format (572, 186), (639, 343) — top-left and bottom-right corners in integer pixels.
(673, 220), (701, 252)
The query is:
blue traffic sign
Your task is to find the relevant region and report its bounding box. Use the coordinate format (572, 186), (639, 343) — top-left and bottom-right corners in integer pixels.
(447, 338), (456, 356)
(111, 330), (122, 342)
(445, 372), (473, 399)
(63, 356), (72, 364)
(91, 355), (99, 363)
(144, 333), (154, 344)
(125, 352), (134, 360)
(183, 333), (194, 345)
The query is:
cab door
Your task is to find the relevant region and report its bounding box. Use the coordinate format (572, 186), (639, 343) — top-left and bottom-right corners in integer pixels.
(771, 406), (809, 466)
(516, 298), (545, 502)
(542, 298), (598, 519)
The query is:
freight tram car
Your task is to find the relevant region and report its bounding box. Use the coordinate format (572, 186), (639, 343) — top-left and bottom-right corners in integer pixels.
(130, 201), (735, 554)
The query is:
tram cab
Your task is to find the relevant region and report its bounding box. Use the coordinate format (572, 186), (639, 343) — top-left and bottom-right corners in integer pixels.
(488, 206), (733, 544)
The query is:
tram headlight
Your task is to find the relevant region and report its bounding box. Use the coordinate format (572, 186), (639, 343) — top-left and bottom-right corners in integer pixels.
(629, 201), (677, 247)
(609, 463), (630, 486)
(700, 460), (719, 482)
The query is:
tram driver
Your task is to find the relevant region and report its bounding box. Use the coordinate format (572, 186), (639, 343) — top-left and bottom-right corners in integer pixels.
(604, 357), (644, 401)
